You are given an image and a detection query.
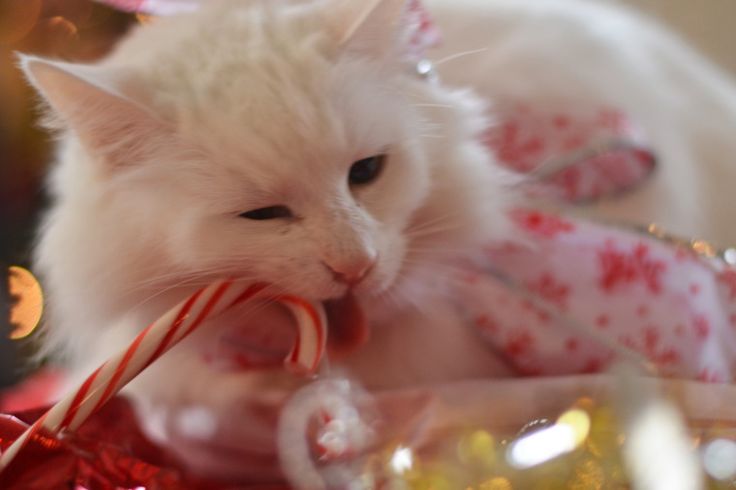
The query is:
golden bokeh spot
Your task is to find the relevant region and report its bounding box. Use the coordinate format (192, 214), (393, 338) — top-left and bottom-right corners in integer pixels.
(478, 477), (513, 490)
(691, 240), (716, 258)
(408, 469), (453, 490)
(44, 16), (79, 39)
(586, 407), (619, 458)
(136, 13), (156, 24)
(557, 409), (591, 448)
(457, 430), (496, 468)
(0, 0), (42, 45)
(567, 457), (605, 490)
(8, 266), (44, 340)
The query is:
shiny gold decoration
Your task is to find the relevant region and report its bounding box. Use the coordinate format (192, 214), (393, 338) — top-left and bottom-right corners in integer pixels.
(691, 240), (717, 258)
(8, 266), (44, 340)
(458, 430), (496, 468)
(365, 394), (734, 489)
(557, 409), (591, 447)
(568, 457), (605, 490)
(478, 476), (513, 490)
(586, 407), (619, 458)
(636, 221), (736, 267)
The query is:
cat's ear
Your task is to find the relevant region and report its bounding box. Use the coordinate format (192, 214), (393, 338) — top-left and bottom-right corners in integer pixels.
(18, 54), (168, 173)
(328, 0), (409, 58)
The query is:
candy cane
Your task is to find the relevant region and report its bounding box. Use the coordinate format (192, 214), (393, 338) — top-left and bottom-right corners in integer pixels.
(0, 279), (327, 472)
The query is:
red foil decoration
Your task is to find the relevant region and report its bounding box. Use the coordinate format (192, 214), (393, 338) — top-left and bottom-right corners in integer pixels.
(0, 397), (290, 489)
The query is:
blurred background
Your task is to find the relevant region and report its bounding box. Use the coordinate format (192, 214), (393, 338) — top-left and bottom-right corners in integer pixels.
(1, 0), (135, 389)
(0, 0), (734, 390)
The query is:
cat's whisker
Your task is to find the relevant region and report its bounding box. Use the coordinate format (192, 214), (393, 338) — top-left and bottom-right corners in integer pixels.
(405, 210), (461, 233)
(405, 220), (464, 239)
(412, 103), (454, 109)
(433, 47), (490, 67)
(404, 224), (464, 239)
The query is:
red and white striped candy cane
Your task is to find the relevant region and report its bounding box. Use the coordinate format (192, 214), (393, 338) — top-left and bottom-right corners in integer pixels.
(0, 279), (326, 472)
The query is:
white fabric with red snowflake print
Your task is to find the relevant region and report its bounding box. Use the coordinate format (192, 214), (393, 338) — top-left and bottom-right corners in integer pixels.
(455, 210), (736, 383)
(484, 103), (656, 203)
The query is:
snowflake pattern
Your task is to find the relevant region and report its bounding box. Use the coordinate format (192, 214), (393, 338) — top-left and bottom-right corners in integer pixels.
(511, 210), (575, 238)
(598, 243), (666, 294)
(484, 105), (656, 202)
(458, 207), (735, 383)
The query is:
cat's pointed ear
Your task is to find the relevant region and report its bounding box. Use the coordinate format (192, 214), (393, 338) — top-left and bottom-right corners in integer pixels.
(328, 0), (409, 57)
(18, 54), (168, 173)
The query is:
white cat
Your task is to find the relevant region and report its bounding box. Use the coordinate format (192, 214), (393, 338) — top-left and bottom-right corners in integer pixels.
(427, 0), (736, 246)
(21, 0), (736, 483)
(22, 0), (514, 481)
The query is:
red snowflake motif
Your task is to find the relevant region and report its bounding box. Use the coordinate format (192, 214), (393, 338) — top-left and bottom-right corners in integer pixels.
(582, 358), (604, 373)
(406, 0), (442, 58)
(550, 167), (581, 201)
(504, 330), (535, 358)
(595, 314), (610, 328)
(729, 314), (736, 328)
(475, 314), (499, 334)
(643, 326), (660, 352)
(485, 241), (526, 256)
(517, 365), (543, 377)
(562, 134), (586, 152)
(535, 308), (551, 324)
(526, 273), (571, 309)
(618, 335), (637, 351)
(622, 327), (680, 367)
(596, 109), (627, 131)
(461, 271), (481, 285)
(697, 368), (724, 384)
(691, 315), (711, 341)
(598, 243), (666, 294)
(486, 120), (548, 173)
(553, 115), (571, 128)
(565, 338), (579, 352)
(511, 210), (575, 238)
(718, 270), (736, 300)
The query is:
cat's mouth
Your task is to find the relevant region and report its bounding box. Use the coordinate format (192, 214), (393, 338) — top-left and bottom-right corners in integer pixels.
(203, 293), (368, 371)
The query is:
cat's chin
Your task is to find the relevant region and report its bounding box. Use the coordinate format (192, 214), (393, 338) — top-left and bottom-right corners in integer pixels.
(200, 293), (369, 372)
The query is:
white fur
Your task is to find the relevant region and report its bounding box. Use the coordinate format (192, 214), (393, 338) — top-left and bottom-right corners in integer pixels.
(427, 0), (736, 245)
(23, 0), (512, 480)
(25, 0), (736, 481)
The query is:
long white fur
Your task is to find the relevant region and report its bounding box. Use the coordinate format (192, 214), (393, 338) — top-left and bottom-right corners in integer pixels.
(21, 0), (513, 479)
(19, 0), (736, 481)
(427, 0), (736, 245)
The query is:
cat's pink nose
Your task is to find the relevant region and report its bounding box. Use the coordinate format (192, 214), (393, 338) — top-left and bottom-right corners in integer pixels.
(323, 256), (376, 286)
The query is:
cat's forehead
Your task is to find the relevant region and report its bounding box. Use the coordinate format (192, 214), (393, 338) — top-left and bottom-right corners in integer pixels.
(118, 0), (415, 186)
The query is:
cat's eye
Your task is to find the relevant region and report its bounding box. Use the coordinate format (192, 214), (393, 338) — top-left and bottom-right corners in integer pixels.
(239, 205), (293, 220)
(349, 154), (386, 186)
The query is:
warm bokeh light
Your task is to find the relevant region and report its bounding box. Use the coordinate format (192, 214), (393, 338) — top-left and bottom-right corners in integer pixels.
(507, 409), (590, 469)
(457, 429), (496, 468)
(556, 408), (591, 447)
(0, 0), (43, 45)
(389, 446), (414, 474)
(8, 265), (44, 340)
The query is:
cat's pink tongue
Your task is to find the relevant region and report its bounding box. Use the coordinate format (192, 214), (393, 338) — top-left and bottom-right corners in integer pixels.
(323, 292), (369, 358)
(206, 293), (368, 372)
